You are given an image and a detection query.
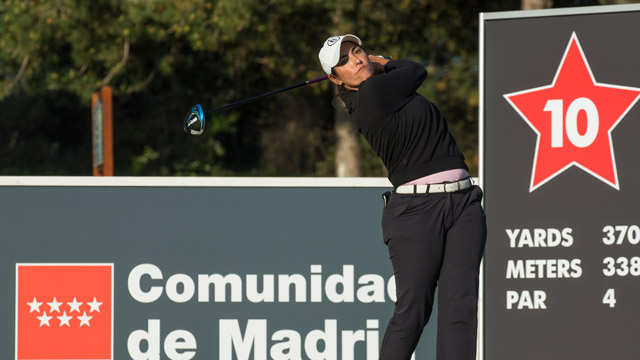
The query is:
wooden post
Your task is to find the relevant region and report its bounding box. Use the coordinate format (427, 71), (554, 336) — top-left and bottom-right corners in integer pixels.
(91, 86), (114, 176)
(101, 86), (114, 176)
(91, 93), (101, 176)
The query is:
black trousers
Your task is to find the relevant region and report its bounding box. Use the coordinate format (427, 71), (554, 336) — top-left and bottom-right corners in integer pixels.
(379, 185), (486, 360)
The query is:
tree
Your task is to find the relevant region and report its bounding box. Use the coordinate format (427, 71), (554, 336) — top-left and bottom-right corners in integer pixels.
(2, 0), (326, 175)
(3, 0), (582, 177)
(521, 0), (553, 9)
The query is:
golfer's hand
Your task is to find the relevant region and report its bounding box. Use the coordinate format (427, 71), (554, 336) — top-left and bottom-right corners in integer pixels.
(369, 55), (390, 75)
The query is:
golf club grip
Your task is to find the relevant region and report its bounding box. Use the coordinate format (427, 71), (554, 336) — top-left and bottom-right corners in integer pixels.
(204, 75), (329, 115)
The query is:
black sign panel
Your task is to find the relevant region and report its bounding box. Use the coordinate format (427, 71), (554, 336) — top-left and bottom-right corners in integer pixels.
(481, 5), (640, 360)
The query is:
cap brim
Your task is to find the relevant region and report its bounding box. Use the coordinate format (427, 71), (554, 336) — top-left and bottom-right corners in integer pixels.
(341, 34), (362, 47)
(319, 34), (363, 75)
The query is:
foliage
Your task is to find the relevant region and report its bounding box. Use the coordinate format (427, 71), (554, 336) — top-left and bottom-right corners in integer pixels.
(2, 0), (611, 177)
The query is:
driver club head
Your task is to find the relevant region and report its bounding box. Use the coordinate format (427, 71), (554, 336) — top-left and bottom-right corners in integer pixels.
(183, 104), (205, 135)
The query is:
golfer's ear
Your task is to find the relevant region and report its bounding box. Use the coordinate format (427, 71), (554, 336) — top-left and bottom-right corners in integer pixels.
(328, 74), (342, 86)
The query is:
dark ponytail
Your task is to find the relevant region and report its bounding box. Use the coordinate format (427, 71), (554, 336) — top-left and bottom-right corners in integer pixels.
(331, 68), (348, 109)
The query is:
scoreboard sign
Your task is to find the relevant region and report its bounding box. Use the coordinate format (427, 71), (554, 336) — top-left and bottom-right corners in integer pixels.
(481, 4), (640, 360)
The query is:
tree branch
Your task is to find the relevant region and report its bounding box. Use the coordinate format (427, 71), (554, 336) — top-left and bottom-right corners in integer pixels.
(124, 70), (156, 94)
(8, 53), (30, 89)
(99, 37), (130, 87)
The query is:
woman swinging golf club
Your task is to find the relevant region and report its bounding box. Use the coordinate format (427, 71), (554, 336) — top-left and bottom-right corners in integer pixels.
(319, 34), (486, 360)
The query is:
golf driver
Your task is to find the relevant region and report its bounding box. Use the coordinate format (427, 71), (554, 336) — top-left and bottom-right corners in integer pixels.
(183, 75), (329, 135)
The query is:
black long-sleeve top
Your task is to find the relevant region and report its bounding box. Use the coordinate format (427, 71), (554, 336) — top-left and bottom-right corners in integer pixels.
(341, 59), (468, 188)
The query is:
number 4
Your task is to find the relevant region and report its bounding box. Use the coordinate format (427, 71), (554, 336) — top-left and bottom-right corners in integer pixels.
(603, 288), (616, 308)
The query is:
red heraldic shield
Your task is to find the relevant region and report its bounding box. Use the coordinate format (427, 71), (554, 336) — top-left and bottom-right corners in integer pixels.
(16, 264), (113, 360)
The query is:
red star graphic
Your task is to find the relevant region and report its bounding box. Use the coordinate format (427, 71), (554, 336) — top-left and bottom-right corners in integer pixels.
(505, 32), (640, 191)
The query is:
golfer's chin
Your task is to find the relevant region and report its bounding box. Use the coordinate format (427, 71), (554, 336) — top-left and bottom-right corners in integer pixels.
(359, 67), (373, 80)
(346, 71), (373, 90)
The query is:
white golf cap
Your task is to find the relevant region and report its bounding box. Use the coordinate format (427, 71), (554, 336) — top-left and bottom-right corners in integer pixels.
(318, 34), (363, 75)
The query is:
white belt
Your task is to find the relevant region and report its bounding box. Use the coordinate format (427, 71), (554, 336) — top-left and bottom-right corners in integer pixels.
(395, 177), (472, 194)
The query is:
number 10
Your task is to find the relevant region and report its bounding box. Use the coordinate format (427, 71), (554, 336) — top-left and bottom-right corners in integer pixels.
(544, 98), (599, 148)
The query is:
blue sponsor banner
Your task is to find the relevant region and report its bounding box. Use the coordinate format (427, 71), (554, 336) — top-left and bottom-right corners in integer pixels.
(1, 177), (439, 360)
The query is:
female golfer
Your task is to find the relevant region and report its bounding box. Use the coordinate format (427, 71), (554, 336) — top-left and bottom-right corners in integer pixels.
(319, 34), (487, 360)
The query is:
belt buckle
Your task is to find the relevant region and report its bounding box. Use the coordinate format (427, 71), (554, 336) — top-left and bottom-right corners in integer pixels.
(446, 182), (459, 193)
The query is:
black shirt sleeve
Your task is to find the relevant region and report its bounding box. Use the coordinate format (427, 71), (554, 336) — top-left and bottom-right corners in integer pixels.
(357, 59), (427, 123)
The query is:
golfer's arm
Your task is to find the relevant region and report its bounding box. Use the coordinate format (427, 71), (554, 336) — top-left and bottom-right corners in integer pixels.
(361, 59), (427, 116)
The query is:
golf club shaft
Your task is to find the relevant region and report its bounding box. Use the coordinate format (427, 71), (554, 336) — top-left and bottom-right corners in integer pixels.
(204, 75), (329, 115)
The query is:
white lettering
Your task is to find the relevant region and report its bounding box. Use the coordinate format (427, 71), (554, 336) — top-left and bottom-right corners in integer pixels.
(128, 319), (161, 360)
(506, 290), (547, 310)
(219, 319), (267, 360)
(311, 265), (323, 302)
(278, 274), (307, 302)
(521, 229), (533, 247)
(505, 228), (574, 248)
(128, 264), (396, 304)
(304, 320), (337, 360)
(533, 228), (546, 247)
(506, 260), (524, 279)
(547, 259), (557, 279)
(506, 259), (582, 279)
(246, 275), (275, 303)
(166, 274), (195, 303)
(566, 97), (599, 148)
(325, 265), (355, 303)
(164, 330), (197, 360)
(571, 259), (582, 278)
(366, 320), (379, 359)
(129, 264), (163, 303)
(219, 319), (382, 360)
(544, 98), (599, 148)
(198, 274), (243, 302)
(128, 320), (197, 360)
(562, 228), (574, 247)
(547, 228), (561, 247)
(356, 275), (386, 303)
(506, 228), (520, 248)
(341, 330), (365, 360)
(558, 259), (570, 278)
(271, 330), (301, 360)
